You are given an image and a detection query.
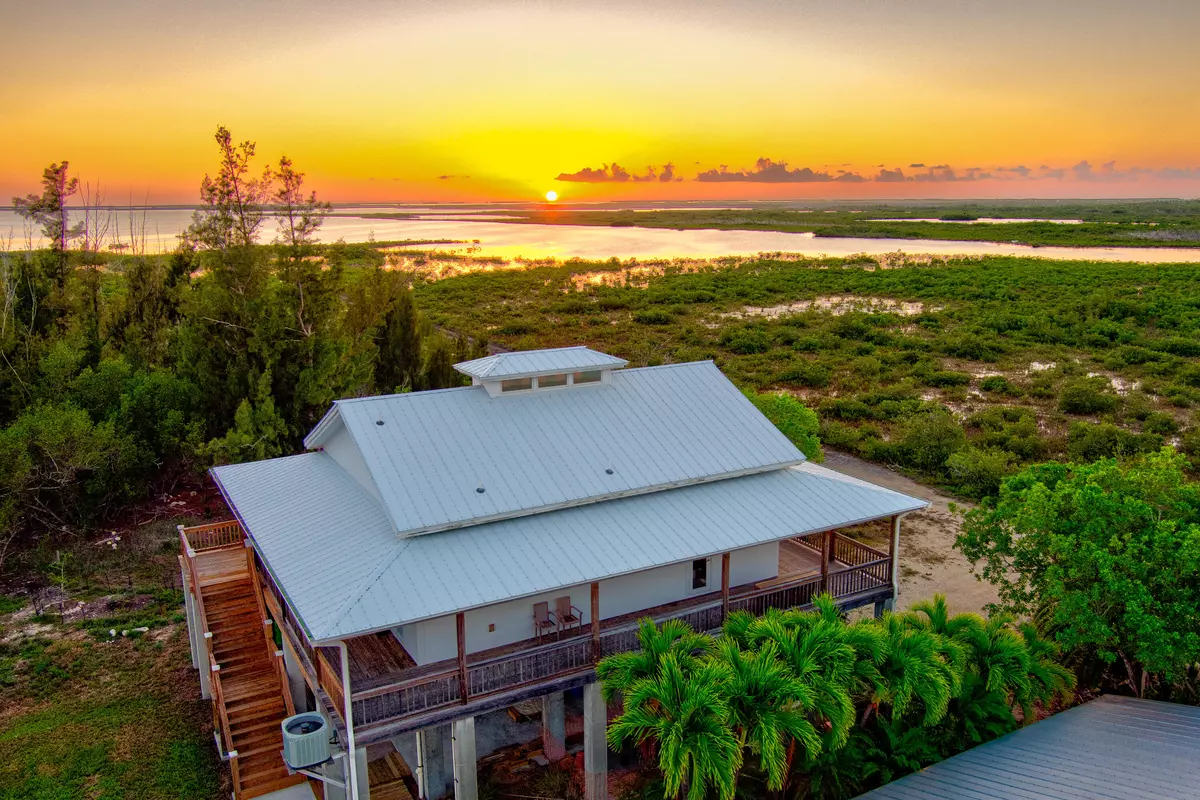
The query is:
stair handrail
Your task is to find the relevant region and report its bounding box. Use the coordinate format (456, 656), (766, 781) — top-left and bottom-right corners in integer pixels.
(180, 526), (241, 791)
(246, 546), (297, 718)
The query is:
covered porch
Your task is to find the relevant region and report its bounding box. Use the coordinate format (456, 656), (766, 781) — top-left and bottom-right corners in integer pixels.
(314, 525), (896, 743)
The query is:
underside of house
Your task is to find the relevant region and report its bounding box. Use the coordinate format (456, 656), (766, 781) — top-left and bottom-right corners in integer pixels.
(180, 347), (927, 800)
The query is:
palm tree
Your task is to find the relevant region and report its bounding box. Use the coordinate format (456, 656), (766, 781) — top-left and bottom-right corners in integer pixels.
(608, 654), (743, 800)
(1016, 622), (1075, 719)
(598, 617), (714, 704)
(714, 637), (823, 791)
(870, 614), (959, 726)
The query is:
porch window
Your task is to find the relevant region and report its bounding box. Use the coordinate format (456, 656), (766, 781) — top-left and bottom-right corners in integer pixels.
(691, 558), (708, 591)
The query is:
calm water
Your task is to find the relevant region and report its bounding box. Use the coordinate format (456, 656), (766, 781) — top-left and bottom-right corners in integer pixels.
(2, 207), (1198, 264)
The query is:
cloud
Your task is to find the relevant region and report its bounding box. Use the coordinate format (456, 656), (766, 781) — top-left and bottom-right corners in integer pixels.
(556, 162), (669, 183)
(909, 163), (925, 168)
(695, 157), (865, 183)
(876, 168), (907, 183)
(437, 174), (469, 180)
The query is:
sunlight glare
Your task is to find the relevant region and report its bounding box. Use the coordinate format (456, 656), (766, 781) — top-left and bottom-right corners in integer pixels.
(545, 190), (558, 202)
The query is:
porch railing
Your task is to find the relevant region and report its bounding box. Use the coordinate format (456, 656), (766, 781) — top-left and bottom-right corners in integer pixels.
(342, 561), (890, 732)
(181, 520), (244, 552)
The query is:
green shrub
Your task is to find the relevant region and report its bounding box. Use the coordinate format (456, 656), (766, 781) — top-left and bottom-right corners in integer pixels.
(945, 447), (1016, 498)
(892, 409), (966, 473)
(633, 309), (672, 325)
(720, 328), (771, 355)
(1058, 378), (1119, 415)
(979, 375), (1018, 395)
(1142, 412), (1180, 436)
(1067, 422), (1162, 461)
(743, 390), (822, 461)
(923, 370), (971, 388)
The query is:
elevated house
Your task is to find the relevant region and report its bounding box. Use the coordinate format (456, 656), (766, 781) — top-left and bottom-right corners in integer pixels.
(179, 347), (927, 800)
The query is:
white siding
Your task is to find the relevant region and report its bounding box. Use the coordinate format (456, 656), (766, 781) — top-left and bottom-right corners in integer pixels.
(322, 423), (381, 502)
(394, 541), (780, 666)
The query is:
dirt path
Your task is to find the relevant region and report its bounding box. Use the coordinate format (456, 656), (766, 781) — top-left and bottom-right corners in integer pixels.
(821, 449), (1000, 617)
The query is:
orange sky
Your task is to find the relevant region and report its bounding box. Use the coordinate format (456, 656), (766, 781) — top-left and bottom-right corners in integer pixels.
(3, 1), (1199, 203)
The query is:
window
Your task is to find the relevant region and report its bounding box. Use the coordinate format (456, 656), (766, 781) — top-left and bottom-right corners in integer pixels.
(691, 558), (708, 591)
(501, 377), (533, 392)
(573, 370), (602, 385)
(538, 373), (568, 388)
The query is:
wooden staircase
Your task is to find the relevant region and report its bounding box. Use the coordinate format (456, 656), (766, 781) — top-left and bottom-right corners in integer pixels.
(182, 523), (308, 800)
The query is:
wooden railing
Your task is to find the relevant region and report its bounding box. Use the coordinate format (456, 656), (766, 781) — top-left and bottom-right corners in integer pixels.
(181, 520), (245, 552)
(179, 528), (240, 783)
(827, 558), (891, 597)
(729, 574), (824, 617)
(832, 536), (889, 567)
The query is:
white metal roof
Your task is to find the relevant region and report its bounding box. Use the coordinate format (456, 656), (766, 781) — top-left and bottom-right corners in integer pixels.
(303, 361), (806, 538)
(452, 346), (628, 380)
(212, 454), (927, 643)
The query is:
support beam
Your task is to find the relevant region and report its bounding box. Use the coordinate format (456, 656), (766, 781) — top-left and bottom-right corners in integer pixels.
(889, 515), (902, 608)
(456, 612), (468, 703)
(819, 530), (831, 594)
(720, 553), (731, 621)
(874, 600), (886, 619)
(590, 582), (601, 663)
(583, 682), (608, 800)
(542, 691), (567, 762)
(355, 746), (371, 800)
(415, 725), (454, 800)
(180, 560), (198, 670)
(452, 717), (478, 800)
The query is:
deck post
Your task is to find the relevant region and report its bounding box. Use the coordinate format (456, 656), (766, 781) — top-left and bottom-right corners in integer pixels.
(887, 515), (902, 612)
(415, 725), (454, 799)
(452, 716), (478, 800)
(583, 681), (608, 800)
(819, 530), (831, 594)
(590, 582), (601, 663)
(180, 559), (198, 670)
(720, 553), (731, 621)
(355, 746), (372, 800)
(456, 612), (468, 703)
(543, 691), (568, 762)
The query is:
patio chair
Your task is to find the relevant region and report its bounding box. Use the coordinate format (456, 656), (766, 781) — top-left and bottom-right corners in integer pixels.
(554, 596), (583, 637)
(533, 601), (558, 641)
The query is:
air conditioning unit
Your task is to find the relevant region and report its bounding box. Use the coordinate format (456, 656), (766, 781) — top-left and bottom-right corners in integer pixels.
(281, 712), (331, 770)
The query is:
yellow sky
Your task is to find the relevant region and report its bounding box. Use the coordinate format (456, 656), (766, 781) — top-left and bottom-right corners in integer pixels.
(3, 1), (1199, 202)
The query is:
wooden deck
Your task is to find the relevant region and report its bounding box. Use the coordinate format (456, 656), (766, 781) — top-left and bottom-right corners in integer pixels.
(316, 530), (894, 740)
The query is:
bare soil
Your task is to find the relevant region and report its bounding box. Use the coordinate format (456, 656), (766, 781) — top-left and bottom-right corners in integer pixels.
(821, 449), (1000, 616)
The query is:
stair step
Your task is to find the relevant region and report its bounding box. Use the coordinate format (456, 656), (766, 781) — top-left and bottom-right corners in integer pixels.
(227, 696), (285, 720)
(231, 716), (288, 738)
(239, 773), (306, 799)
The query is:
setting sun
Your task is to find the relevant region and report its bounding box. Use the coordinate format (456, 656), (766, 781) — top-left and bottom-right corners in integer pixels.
(545, 190), (558, 202)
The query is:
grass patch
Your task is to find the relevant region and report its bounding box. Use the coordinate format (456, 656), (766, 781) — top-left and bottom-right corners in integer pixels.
(0, 626), (222, 800)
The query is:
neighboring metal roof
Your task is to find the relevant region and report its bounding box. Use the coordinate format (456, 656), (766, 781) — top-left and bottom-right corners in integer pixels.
(212, 455), (927, 642)
(857, 695), (1200, 800)
(453, 346), (628, 380)
(304, 361), (806, 538)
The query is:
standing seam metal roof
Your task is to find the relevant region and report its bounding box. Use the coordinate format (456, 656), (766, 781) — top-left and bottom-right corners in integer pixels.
(304, 361), (807, 538)
(452, 346), (628, 379)
(855, 695), (1200, 800)
(212, 455), (926, 642)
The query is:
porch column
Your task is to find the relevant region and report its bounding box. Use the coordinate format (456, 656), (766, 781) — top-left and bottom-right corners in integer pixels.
(583, 681), (608, 800)
(180, 560), (198, 670)
(590, 582), (601, 663)
(355, 746), (372, 800)
(542, 691), (567, 762)
(456, 612), (468, 703)
(886, 514), (902, 612)
(819, 530), (831, 595)
(415, 724), (454, 800)
(282, 641), (308, 712)
(452, 716), (478, 800)
(720, 553), (731, 621)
